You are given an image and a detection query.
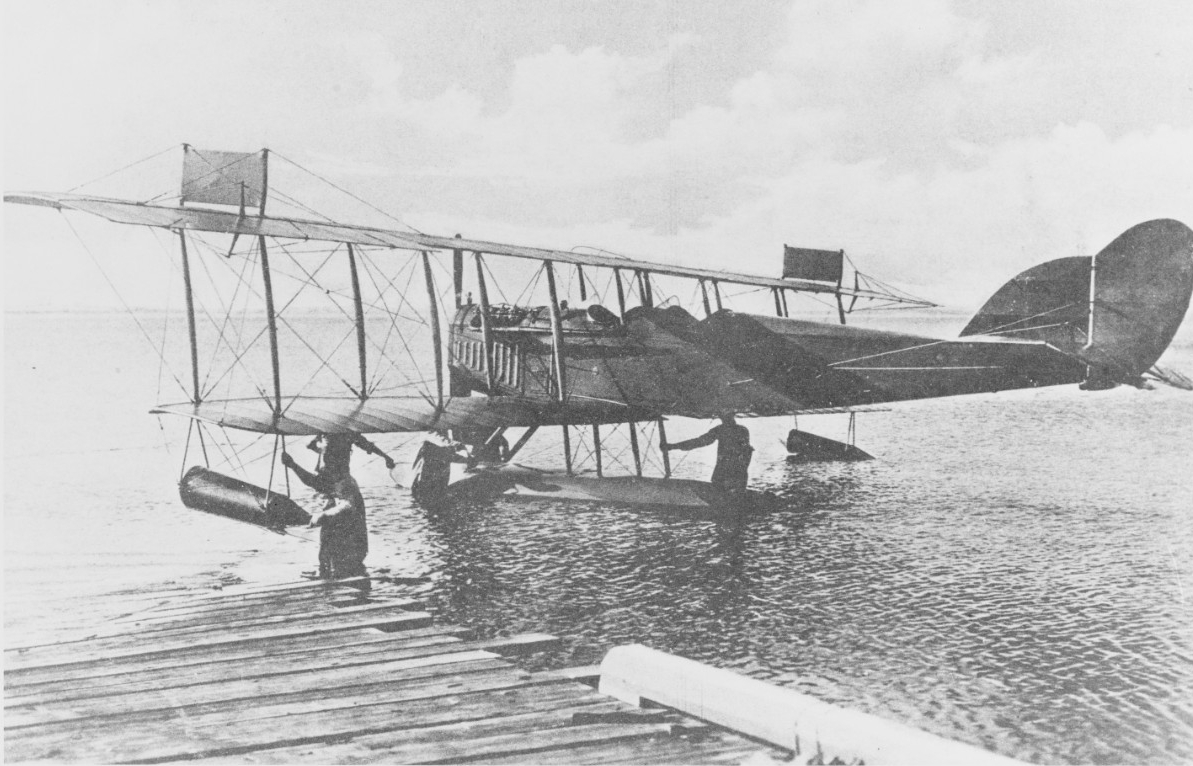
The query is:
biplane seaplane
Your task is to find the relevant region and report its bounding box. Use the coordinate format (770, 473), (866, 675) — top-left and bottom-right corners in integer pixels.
(7, 146), (1192, 525)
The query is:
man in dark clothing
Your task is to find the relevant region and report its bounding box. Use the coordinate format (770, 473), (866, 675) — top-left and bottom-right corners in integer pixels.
(282, 433), (392, 582)
(456, 428), (510, 466)
(661, 414), (753, 491)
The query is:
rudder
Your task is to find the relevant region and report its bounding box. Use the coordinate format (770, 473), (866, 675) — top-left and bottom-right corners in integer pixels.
(962, 219), (1193, 387)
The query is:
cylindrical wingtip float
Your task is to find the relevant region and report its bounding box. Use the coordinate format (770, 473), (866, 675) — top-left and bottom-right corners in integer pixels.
(179, 466), (311, 531)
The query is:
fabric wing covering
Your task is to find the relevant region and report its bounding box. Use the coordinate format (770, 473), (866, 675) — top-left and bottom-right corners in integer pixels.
(151, 396), (663, 436)
(2, 192), (932, 304)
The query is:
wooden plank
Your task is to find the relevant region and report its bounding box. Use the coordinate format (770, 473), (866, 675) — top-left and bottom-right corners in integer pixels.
(11, 579), (371, 639)
(4, 625), (472, 688)
(4, 610), (434, 672)
(187, 701), (633, 764)
(550, 665), (602, 684)
(99, 591), (360, 629)
(4, 633), (468, 703)
(94, 593), (379, 636)
(484, 735), (778, 765)
(6, 676), (598, 763)
(369, 722), (675, 764)
(108, 588), (365, 624)
(7, 600), (422, 659)
(365, 720), (682, 758)
(84, 599), (423, 642)
(7, 598), (421, 658)
(6, 656), (521, 729)
(7, 635), (559, 710)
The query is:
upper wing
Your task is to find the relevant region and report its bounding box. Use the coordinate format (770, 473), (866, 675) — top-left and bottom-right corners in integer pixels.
(5, 191), (931, 306)
(4, 192), (424, 249)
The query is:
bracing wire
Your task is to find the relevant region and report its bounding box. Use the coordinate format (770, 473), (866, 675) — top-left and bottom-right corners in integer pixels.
(67, 143), (180, 194)
(273, 152), (424, 235)
(358, 254), (430, 396)
(61, 213), (190, 398)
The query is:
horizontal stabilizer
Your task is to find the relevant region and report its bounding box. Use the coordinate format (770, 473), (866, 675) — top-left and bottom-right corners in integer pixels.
(963, 219), (1193, 386)
(1145, 364), (1193, 391)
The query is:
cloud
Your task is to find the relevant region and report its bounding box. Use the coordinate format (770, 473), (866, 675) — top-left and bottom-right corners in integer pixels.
(6, 0), (1190, 313)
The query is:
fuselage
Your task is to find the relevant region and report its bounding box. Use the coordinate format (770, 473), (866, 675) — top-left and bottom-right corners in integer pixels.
(448, 303), (1086, 418)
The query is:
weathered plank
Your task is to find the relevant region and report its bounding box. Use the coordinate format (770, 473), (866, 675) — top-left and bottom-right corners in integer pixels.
(483, 735), (781, 765)
(144, 578), (371, 603)
(383, 722), (677, 764)
(5, 580), (373, 647)
(91, 597), (385, 637)
(4, 624), (472, 687)
(4, 609), (434, 671)
(82, 598), (423, 642)
(7, 658), (521, 730)
(7, 634), (560, 710)
(186, 701), (633, 764)
(4, 633), (468, 703)
(104, 591), (367, 631)
(7, 676), (599, 763)
(7, 598), (421, 660)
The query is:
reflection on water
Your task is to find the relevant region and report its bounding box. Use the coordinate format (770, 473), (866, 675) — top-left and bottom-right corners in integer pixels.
(6, 312), (1193, 764)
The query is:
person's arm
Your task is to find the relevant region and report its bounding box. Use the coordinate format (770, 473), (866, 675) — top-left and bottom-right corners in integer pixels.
(661, 428), (718, 451)
(308, 497), (351, 527)
(281, 452), (332, 492)
(352, 434), (397, 469)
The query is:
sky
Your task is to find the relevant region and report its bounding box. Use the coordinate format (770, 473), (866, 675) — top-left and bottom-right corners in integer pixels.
(4, 0), (1193, 311)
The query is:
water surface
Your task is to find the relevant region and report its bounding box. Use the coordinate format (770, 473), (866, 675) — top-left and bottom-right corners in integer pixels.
(5, 311), (1192, 764)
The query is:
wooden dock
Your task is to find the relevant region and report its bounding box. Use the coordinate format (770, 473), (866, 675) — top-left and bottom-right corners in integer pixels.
(4, 578), (789, 764)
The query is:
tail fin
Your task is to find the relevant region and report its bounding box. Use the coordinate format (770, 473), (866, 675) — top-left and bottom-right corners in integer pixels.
(962, 219), (1193, 387)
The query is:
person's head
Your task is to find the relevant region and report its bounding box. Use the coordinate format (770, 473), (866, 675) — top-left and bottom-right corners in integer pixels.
(455, 428), (488, 446)
(315, 434), (354, 478)
(719, 412), (737, 425)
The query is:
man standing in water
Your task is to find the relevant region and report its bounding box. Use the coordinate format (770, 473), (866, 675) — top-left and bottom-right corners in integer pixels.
(282, 434), (391, 584)
(661, 413), (754, 491)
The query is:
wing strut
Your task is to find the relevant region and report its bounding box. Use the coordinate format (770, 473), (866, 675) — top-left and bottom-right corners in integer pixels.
(347, 243), (368, 400)
(593, 424), (603, 477)
(474, 252), (497, 394)
(700, 280), (712, 317)
(545, 262), (568, 401)
(452, 234), (464, 309)
(258, 236), (283, 419)
(636, 270), (654, 308)
(657, 418), (671, 478)
(422, 251), (444, 407)
(178, 230), (201, 404)
(505, 426), (539, 462)
(628, 423), (643, 477)
(614, 268), (628, 318)
(836, 260), (848, 325)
